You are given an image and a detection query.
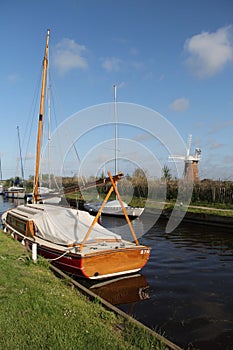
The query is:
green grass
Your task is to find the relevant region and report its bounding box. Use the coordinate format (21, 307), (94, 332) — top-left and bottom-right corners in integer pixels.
(161, 202), (233, 217)
(190, 202), (233, 210)
(140, 200), (233, 217)
(185, 206), (233, 217)
(0, 230), (167, 350)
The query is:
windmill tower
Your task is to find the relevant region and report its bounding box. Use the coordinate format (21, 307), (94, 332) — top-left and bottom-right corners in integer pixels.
(169, 134), (201, 181)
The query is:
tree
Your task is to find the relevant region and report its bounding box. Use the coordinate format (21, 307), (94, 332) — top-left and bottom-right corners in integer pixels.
(162, 165), (172, 181)
(131, 168), (148, 198)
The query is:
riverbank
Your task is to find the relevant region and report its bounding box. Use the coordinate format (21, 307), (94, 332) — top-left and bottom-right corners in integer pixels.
(0, 229), (181, 350)
(161, 204), (233, 228)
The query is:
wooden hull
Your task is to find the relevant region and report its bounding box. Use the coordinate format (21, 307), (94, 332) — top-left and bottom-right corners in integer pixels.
(2, 212), (150, 280)
(81, 247), (150, 279)
(38, 246), (150, 279)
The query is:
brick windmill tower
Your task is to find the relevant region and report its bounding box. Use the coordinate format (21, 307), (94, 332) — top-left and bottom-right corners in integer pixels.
(169, 134), (201, 181)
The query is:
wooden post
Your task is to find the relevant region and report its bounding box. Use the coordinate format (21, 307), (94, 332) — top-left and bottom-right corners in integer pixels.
(79, 185), (115, 251)
(79, 171), (139, 251)
(32, 243), (37, 262)
(108, 171), (139, 245)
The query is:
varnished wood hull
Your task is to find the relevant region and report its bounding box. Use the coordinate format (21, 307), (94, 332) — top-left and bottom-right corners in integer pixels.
(2, 215), (150, 280)
(81, 247), (150, 279)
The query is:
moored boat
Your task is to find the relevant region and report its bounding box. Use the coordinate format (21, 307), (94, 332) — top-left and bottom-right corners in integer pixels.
(2, 203), (150, 279)
(26, 187), (61, 204)
(1, 29), (150, 280)
(4, 186), (26, 199)
(84, 200), (144, 218)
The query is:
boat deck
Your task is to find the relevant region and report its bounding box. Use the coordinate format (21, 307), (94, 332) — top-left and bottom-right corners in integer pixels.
(3, 204), (147, 256)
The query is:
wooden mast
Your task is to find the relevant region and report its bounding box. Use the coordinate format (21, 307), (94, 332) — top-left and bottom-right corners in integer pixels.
(33, 29), (50, 203)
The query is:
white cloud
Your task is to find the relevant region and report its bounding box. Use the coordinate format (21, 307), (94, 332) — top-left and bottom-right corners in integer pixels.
(169, 97), (190, 112)
(184, 26), (233, 78)
(209, 142), (224, 150)
(7, 73), (20, 83)
(53, 38), (88, 75)
(101, 57), (122, 72)
(117, 81), (126, 88)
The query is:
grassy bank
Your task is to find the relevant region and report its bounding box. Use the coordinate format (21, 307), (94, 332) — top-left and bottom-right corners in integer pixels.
(186, 206), (233, 217)
(0, 230), (169, 350)
(162, 203), (233, 217)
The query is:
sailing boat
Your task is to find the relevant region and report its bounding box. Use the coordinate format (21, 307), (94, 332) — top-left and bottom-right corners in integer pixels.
(1, 30), (150, 280)
(4, 126), (26, 199)
(84, 85), (144, 218)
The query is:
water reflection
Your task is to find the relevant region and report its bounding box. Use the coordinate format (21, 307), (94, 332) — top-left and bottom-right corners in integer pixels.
(87, 274), (150, 311)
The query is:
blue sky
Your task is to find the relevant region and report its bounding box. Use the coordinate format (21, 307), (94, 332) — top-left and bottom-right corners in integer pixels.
(0, 0), (233, 181)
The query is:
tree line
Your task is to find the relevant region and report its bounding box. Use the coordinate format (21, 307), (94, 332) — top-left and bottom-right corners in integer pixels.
(3, 169), (233, 207)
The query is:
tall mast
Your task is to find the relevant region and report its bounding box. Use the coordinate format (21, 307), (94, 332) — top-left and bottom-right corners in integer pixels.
(33, 29), (50, 203)
(113, 84), (118, 176)
(48, 80), (51, 190)
(113, 85), (118, 200)
(16, 125), (24, 186)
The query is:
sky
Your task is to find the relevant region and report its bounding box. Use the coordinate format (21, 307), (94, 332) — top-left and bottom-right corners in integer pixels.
(0, 0), (233, 182)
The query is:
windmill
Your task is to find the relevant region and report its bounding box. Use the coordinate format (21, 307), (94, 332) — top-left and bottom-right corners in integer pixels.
(169, 134), (201, 181)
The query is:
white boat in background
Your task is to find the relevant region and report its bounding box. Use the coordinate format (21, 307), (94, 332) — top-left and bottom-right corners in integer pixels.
(0, 184), (3, 195)
(38, 189), (61, 204)
(4, 186), (26, 199)
(26, 187), (61, 204)
(85, 199), (144, 218)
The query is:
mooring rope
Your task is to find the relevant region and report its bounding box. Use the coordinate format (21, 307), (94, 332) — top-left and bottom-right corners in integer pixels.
(46, 249), (70, 262)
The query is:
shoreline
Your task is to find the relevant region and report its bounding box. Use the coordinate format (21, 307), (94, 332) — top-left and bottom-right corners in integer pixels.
(165, 211), (233, 228)
(181, 211), (233, 228)
(144, 205), (233, 228)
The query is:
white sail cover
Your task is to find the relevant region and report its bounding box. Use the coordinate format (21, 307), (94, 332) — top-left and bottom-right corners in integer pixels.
(29, 205), (122, 246)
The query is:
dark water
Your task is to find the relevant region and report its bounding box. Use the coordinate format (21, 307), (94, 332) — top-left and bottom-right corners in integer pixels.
(1, 196), (233, 350)
(100, 214), (233, 350)
(0, 195), (22, 216)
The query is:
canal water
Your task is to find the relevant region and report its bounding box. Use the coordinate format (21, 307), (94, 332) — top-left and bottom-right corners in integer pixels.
(1, 196), (232, 350)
